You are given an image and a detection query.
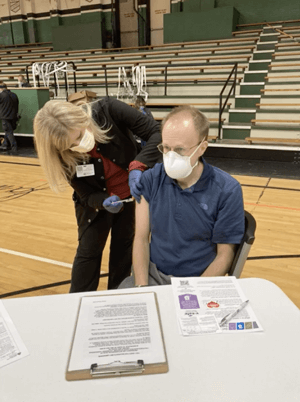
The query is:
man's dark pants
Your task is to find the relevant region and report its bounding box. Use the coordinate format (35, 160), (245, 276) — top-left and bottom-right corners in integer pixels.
(1, 120), (17, 150)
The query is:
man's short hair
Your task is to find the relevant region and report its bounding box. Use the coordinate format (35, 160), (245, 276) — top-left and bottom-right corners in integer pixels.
(0, 81), (7, 89)
(161, 105), (210, 140)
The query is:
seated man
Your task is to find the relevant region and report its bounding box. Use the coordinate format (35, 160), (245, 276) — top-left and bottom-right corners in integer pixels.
(16, 75), (31, 88)
(121, 105), (245, 287)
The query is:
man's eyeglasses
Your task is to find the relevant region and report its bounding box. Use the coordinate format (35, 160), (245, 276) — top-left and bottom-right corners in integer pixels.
(157, 142), (201, 157)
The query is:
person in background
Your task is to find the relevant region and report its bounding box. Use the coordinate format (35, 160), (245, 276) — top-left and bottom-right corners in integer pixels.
(33, 96), (162, 292)
(134, 96), (154, 147)
(16, 74), (31, 88)
(0, 82), (19, 155)
(120, 106), (245, 288)
(134, 95), (154, 119)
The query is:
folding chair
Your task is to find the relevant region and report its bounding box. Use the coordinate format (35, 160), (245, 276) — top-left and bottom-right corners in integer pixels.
(228, 211), (256, 278)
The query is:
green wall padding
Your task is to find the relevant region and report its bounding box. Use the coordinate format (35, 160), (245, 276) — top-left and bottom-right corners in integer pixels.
(34, 19), (53, 43)
(0, 24), (14, 46)
(202, 0), (216, 11)
(27, 20), (36, 43)
(164, 6), (239, 43)
(52, 21), (103, 51)
(215, 0), (300, 25)
(138, 7), (147, 46)
(3, 89), (50, 135)
(59, 15), (81, 27)
(171, 3), (182, 13)
(184, 0), (201, 13)
(11, 21), (25, 44)
(81, 11), (102, 24)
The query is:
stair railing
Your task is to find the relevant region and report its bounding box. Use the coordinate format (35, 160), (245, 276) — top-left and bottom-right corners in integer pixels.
(218, 63), (238, 140)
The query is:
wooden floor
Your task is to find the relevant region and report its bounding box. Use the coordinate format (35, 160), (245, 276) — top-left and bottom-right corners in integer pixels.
(0, 154), (299, 308)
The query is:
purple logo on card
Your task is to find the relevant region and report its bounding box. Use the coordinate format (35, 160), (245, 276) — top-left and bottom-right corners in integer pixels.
(179, 294), (200, 309)
(228, 323), (236, 330)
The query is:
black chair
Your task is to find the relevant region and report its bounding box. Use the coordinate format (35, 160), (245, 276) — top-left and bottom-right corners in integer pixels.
(228, 211), (256, 278)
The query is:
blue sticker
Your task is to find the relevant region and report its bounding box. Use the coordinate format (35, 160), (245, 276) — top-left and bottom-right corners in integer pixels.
(237, 322), (244, 330)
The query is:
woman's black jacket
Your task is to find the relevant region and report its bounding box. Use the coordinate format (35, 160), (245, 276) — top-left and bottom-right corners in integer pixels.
(70, 96), (162, 239)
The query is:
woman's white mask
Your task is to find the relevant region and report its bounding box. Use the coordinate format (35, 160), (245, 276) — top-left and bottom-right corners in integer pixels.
(70, 129), (95, 153)
(163, 141), (203, 179)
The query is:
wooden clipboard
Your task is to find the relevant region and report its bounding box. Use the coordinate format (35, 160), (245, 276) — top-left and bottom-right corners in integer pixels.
(66, 292), (168, 381)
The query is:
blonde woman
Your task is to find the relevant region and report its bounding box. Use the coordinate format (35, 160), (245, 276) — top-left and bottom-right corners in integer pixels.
(34, 96), (162, 292)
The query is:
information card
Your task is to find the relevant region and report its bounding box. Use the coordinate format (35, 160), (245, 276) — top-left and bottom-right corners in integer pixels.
(171, 276), (263, 336)
(0, 301), (29, 368)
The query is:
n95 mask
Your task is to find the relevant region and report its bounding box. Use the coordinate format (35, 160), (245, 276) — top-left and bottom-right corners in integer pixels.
(163, 142), (202, 179)
(70, 129), (95, 153)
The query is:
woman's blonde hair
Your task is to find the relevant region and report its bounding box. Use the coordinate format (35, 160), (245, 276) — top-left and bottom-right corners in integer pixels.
(33, 100), (111, 193)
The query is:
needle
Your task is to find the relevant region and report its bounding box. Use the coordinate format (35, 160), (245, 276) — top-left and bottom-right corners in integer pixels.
(110, 198), (134, 205)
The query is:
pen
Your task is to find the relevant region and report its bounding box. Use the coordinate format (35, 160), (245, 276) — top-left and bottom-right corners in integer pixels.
(110, 198), (134, 205)
(219, 300), (249, 326)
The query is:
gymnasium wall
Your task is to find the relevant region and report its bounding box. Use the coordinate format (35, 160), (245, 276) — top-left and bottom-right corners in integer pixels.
(215, 0), (300, 26)
(0, 0), (111, 47)
(167, 0), (300, 42)
(171, 0), (300, 23)
(1, 0), (300, 48)
(164, 6), (238, 43)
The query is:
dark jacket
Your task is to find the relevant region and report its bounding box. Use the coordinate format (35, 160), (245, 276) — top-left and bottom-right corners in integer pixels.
(140, 106), (154, 119)
(0, 89), (19, 120)
(15, 82), (31, 88)
(70, 97), (162, 239)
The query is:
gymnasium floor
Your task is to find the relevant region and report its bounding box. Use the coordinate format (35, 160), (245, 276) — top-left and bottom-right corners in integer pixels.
(0, 146), (299, 309)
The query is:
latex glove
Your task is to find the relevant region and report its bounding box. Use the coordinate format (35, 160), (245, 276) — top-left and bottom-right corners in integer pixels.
(102, 195), (123, 213)
(128, 170), (143, 203)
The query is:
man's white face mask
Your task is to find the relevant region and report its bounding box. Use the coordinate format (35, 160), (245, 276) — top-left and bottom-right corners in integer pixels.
(163, 140), (203, 179)
(70, 129), (95, 153)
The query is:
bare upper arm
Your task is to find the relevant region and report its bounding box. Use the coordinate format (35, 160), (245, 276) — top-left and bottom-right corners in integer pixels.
(135, 195), (151, 241)
(216, 243), (236, 260)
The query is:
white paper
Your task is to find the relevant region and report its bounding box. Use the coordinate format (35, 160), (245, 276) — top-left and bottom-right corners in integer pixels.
(0, 301), (29, 368)
(171, 277), (263, 336)
(68, 292), (166, 372)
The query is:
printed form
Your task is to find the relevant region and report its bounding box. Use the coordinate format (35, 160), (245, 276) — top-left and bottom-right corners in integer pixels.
(68, 292), (166, 372)
(0, 301), (29, 368)
(171, 276), (263, 336)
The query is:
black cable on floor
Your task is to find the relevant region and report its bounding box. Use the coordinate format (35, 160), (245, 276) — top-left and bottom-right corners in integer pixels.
(248, 255), (300, 260)
(0, 273), (109, 299)
(0, 160), (40, 167)
(241, 184), (300, 192)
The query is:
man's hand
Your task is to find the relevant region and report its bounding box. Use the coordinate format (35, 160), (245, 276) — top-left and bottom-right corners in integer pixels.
(128, 170), (143, 203)
(102, 195), (123, 213)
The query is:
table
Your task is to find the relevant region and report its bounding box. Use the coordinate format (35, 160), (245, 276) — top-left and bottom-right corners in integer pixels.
(1, 278), (299, 402)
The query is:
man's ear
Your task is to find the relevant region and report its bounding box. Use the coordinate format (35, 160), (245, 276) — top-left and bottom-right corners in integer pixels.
(199, 140), (208, 156)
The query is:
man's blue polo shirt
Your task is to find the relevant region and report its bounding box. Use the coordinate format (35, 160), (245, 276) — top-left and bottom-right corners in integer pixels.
(140, 158), (245, 277)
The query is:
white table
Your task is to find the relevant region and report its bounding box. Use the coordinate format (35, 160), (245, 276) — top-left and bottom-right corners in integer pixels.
(1, 278), (299, 402)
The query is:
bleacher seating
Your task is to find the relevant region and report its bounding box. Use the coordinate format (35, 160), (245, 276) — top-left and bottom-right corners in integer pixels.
(2, 21), (300, 149)
(1, 38), (254, 123)
(222, 23), (300, 146)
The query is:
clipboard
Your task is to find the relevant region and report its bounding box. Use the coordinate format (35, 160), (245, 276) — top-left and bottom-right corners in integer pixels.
(66, 292), (168, 381)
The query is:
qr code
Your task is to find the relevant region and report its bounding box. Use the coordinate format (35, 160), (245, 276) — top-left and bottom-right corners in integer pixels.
(180, 280), (189, 286)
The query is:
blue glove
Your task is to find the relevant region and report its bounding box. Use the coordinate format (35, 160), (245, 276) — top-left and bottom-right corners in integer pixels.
(128, 170), (143, 203)
(102, 195), (123, 213)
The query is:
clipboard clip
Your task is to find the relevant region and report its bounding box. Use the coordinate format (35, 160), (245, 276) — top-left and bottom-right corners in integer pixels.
(90, 360), (145, 377)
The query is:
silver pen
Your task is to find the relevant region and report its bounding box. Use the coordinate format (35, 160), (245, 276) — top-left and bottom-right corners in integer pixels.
(110, 198), (134, 205)
(219, 300), (249, 326)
